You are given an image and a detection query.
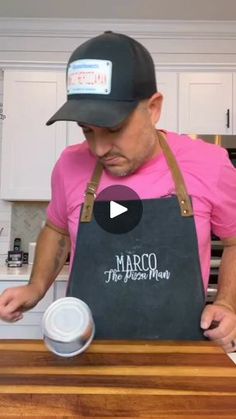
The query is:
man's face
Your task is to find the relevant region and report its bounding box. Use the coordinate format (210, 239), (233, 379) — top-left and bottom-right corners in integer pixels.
(79, 94), (163, 177)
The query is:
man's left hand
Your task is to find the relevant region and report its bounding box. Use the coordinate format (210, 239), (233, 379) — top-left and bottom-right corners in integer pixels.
(201, 303), (236, 353)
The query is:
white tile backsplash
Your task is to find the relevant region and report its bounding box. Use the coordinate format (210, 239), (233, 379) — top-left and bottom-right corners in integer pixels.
(10, 202), (48, 253)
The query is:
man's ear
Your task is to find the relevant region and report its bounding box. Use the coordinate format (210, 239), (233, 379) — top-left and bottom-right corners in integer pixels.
(147, 92), (163, 126)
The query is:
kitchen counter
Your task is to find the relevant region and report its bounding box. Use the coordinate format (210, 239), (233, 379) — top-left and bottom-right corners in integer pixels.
(0, 264), (69, 280)
(0, 265), (235, 366)
(0, 340), (235, 418)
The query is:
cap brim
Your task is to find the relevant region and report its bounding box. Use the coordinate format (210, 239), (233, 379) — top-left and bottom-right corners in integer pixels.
(46, 99), (139, 128)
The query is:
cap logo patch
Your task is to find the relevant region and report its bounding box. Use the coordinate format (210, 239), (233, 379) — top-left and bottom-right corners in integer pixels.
(67, 59), (112, 95)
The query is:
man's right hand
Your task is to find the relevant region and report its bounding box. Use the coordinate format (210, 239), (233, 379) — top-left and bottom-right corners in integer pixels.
(0, 284), (43, 322)
(0, 221), (71, 323)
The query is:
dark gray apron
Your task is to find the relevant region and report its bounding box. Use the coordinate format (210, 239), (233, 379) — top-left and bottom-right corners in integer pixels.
(66, 133), (206, 340)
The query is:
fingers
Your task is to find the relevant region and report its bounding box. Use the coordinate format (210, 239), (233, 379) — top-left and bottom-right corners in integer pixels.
(201, 304), (220, 330)
(2, 303), (24, 322)
(0, 284), (40, 322)
(0, 289), (24, 322)
(201, 303), (236, 353)
(204, 320), (233, 339)
(3, 313), (24, 323)
(210, 334), (236, 353)
(222, 339), (236, 353)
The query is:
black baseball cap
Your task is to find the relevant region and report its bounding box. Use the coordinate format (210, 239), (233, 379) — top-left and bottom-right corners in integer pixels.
(46, 31), (157, 128)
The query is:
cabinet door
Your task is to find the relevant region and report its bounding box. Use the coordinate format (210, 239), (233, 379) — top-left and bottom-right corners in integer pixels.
(179, 73), (233, 135)
(1, 70), (67, 200)
(156, 72), (178, 132)
(54, 281), (67, 300)
(67, 122), (85, 146)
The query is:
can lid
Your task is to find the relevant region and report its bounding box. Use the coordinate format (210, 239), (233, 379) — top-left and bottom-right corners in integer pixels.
(42, 297), (92, 342)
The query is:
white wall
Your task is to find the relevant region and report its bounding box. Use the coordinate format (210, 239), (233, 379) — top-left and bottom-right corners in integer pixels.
(0, 0), (236, 20)
(0, 19), (236, 68)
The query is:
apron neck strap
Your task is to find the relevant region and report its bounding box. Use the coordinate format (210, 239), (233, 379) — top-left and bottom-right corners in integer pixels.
(158, 131), (193, 217)
(81, 131), (193, 222)
(80, 162), (103, 222)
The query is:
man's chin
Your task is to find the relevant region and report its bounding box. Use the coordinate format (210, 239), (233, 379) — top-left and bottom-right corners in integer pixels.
(104, 165), (130, 178)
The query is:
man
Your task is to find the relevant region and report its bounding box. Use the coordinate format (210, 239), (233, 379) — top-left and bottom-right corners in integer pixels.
(0, 32), (236, 350)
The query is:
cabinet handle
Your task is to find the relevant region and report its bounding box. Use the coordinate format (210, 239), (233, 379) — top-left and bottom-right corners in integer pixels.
(226, 109), (230, 128)
(0, 103), (6, 120)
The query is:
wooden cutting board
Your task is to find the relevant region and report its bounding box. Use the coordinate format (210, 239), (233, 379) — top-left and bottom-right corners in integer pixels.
(0, 339), (235, 418)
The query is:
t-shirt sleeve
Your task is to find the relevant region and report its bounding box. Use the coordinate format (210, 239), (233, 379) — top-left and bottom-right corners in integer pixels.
(46, 157), (68, 231)
(211, 149), (236, 239)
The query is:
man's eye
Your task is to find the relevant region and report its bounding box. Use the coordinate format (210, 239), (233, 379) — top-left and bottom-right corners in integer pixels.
(77, 122), (92, 133)
(109, 126), (122, 133)
(78, 125), (92, 134)
(82, 128), (92, 134)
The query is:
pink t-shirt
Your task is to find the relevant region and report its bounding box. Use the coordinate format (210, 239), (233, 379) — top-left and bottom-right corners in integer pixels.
(47, 131), (236, 291)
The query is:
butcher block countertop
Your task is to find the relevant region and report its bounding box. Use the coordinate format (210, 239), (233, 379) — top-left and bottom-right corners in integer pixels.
(0, 340), (235, 418)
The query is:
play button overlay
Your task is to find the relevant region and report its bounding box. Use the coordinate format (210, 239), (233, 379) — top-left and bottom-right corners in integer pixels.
(110, 201), (128, 219)
(93, 185), (143, 234)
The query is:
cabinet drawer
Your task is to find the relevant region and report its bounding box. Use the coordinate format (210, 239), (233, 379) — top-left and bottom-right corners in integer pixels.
(0, 311), (43, 327)
(0, 325), (43, 339)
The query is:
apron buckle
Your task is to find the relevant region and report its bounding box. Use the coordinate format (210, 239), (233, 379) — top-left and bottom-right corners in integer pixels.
(85, 182), (97, 198)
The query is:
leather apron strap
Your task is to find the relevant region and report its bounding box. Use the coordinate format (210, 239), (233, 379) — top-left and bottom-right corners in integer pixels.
(80, 162), (103, 222)
(158, 132), (193, 217)
(81, 131), (193, 222)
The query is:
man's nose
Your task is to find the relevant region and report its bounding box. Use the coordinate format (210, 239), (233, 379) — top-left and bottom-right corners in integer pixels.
(93, 136), (112, 158)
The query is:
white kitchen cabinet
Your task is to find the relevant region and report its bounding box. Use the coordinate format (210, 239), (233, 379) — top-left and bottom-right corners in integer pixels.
(1, 69), (234, 202)
(0, 70), (67, 200)
(54, 280), (67, 300)
(66, 71), (236, 139)
(0, 280), (54, 339)
(156, 72), (178, 132)
(179, 73), (233, 135)
(67, 122), (85, 146)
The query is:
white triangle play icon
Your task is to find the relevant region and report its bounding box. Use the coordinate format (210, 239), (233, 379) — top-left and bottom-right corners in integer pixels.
(110, 201), (128, 219)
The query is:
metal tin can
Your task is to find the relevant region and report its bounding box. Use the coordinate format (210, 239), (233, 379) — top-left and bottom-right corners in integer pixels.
(42, 297), (95, 357)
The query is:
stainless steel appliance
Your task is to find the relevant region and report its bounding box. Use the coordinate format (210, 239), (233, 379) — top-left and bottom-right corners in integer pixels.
(6, 250), (23, 267)
(207, 239), (223, 302)
(6, 237), (24, 267)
